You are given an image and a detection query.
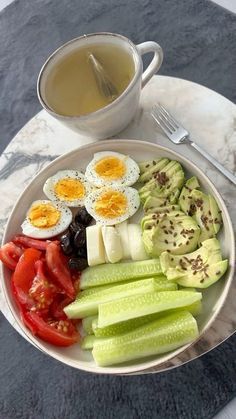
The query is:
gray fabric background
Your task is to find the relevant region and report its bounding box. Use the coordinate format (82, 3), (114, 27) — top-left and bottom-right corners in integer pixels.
(0, 0), (236, 418)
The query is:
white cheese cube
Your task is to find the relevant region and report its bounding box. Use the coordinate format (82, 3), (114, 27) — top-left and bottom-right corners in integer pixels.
(127, 224), (149, 261)
(102, 226), (123, 264)
(86, 225), (105, 266)
(115, 221), (131, 259)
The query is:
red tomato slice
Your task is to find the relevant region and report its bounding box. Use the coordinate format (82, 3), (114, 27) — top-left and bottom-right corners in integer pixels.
(0, 242), (23, 270)
(22, 311), (79, 346)
(29, 260), (58, 311)
(46, 242), (75, 299)
(50, 295), (73, 320)
(20, 308), (38, 334)
(13, 248), (41, 293)
(12, 235), (49, 251)
(12, 235), (59, 251)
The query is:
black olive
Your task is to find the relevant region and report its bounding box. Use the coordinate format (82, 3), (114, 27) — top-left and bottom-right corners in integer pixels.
(77, 247), (87, 258)
(75, 206), (93, 226)
(74, 227), (86, 248)
(69, 221), (84, 236)
(60, 233), (74, 256)
(68, 257), (88, 271)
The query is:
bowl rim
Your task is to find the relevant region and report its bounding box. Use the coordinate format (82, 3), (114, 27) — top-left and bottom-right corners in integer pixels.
(1, 139), (235, 374)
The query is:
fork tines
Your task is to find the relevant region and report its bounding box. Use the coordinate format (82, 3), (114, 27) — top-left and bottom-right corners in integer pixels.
(151, 103), (179, 134)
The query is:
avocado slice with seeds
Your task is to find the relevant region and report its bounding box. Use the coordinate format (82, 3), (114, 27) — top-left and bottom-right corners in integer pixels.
(209, 195), (222, 235)
(139, 188), (180, 207)
(160, 238), (228, 288)
(139, 158), (169, 183)
(190, 190), (222, 243)
(179, 177), (200, 214)
(139, 162), (185, 199)
(144, 204), (180, 216)
(179, 185), (222, 243)
(142, 210), (200, 256)
(141, 207), (180, 231)
(139, 159), (167, 175)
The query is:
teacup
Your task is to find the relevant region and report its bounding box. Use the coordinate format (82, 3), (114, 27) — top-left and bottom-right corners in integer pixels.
(37, 32), (163, 139)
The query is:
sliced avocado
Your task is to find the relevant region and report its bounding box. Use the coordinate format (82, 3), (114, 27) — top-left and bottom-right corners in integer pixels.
(139, 158), (169, 183)
(142, 188), (180, 207)
(160, 238), (228, 288)
(169, 188), (181, 204)
(139, 165), (185, 198)
(143, 196), (170, 211)
(139, 160), (185, 208)
(142, 229), (154, 255)
(142, 211), (200, 256)
(144, 205), (180, 216)
(179, 177), (200, 214)
(139, 159), (166, 175)
(176, 260), (228, 288)
(209, 195), (222, 234)
(141, 206), (181, 231)
(142, 209), (192, 231)
(190, 190), (218, 243)
(141, 215), (159, 231)
(139, 189), (151, 204)
(179, 185), (222, 243)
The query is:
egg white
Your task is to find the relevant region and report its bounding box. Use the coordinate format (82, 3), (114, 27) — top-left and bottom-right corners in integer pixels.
(43, 170), (92, 207)
(85, 186), (140, 226)
(21, 200), (72, 239)
(84, 151), (140, 187)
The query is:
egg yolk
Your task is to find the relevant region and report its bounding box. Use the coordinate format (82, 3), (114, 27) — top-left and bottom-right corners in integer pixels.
(29, 203), (61, 229)
(94, 190), (128, 219)
(95, 157), (126, 180)
(54, 178), (85, 201)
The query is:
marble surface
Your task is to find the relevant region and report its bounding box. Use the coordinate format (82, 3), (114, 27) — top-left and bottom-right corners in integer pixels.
(0, 75), (236, 373)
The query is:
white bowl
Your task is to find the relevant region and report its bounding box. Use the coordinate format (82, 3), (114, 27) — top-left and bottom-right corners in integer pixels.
(1, 140), (235, 374)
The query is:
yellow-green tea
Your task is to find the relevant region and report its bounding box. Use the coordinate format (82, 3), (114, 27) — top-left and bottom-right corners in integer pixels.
(45, 44), (135, 116)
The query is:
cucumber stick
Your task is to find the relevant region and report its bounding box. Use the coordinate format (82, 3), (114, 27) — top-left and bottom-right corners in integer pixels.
(93, 299), (202, 338)
(80, 259), (161, 289)
(80, 275), (177, 298)
(92, 311), (199, 366)
(98, 290), (202, 327)
(65, 278), (160, 319)
(81, 335), (96, 350)
(82, 316), (97, 335)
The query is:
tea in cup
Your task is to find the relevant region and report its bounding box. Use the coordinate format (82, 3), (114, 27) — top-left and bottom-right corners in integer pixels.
(37, 32), (163, 139)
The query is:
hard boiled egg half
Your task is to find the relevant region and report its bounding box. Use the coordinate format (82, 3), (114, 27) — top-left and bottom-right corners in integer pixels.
(85, 186), (140, 225)
(85, 151), (140, 187)
(43, 170), (92, 207)
(21, 200), (72, 239)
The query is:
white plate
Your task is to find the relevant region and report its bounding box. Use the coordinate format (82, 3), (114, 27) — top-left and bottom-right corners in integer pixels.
(1, 139), (235, 374)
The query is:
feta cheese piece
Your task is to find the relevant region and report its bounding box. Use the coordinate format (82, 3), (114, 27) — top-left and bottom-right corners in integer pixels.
(86, 225), (105, 266)
(115, 221), (131, 259)
(102, 226), (123, 264)
(128, 224), (149, 261)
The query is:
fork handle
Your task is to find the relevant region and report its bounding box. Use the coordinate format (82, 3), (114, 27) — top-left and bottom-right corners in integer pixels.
(190, 141), (236, 186)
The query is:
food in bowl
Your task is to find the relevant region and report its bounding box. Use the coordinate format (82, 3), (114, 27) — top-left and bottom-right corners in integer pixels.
(0, 151), (228, 367)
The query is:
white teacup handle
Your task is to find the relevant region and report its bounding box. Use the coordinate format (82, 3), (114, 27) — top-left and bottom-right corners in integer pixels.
(136, 41), (163, 88)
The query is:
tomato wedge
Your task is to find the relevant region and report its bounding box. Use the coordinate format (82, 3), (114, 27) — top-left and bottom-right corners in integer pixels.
(50, 296), (73, 320)
(46, 242), (75, 299)
(12, 235), (53, 251)
(13, 248), (41, 293)
(22, 311), (79, 346)
(12, 234), (59, 251)
(0, 242), (23, 270)
(29, 260), (58, 310)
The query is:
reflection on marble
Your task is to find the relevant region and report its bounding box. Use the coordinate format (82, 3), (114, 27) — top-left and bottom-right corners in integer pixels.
(0, 75), (235, 371)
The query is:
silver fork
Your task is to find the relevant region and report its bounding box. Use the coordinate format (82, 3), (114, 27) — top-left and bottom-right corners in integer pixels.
(151, 103), (236, 186)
